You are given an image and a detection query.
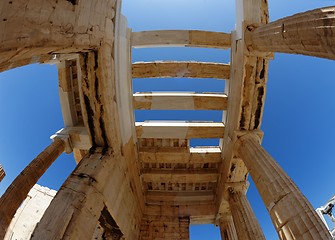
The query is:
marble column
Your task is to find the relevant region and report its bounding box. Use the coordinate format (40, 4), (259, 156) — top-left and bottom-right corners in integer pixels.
(219, 214), (238, 240)
(0, 138), (65, 238)
(236, 133), (331, 239)
(247, 6), (335, 60)
(229, 189), (265, 239)
(0, 164), (5, 182)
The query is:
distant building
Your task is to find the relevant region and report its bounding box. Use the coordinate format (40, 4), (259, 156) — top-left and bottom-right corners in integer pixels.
(4, 185), (56, 240)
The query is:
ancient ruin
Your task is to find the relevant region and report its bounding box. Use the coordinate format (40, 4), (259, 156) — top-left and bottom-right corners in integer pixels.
(0, 0), (334, 239)
(4, 184), (57, 239)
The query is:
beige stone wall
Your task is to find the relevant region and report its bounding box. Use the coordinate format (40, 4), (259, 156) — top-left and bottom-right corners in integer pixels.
(4, 184), (56, 240)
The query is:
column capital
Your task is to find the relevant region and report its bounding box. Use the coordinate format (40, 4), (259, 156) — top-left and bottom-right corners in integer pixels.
(234, 130), (263, 155)
(243, 22), (274, 59)
(227, 181), (250, 195)
(51, 127), (92, 154)
(218, 181), (250, 217)
(215, 212), (233, 223)
(235, 129), (263, 140)
(223, 181), (250, 203)
(215, 205), (234, 226)
(50, 129), (72, 154)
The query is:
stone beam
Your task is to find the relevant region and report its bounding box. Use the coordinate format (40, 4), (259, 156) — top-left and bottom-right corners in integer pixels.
(142, 168), (219, 183)
(0, 0), (116, 71)
(0, 138), (65, 239)
(0, 54), (55, 73)
(247, 6), (335, 60)
(79, 46), (117, 147)
(136, 121), (225, 139)
(216, 0), (269, 213)
(57, 58), (82, 127)
(134, 92), (228, 110)
(139, 146), (222, 164)
(144, 204), (216, 221)
(236, 133), (331, 239)
(145, 191), (214, 205)
(132, 61), (230, 80)
(142, 204), (217, 225)
(79, 20), (136, 149)
(132, 30), (231, 49)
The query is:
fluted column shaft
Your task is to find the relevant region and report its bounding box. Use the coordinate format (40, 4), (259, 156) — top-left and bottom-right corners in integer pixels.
(237, 133), (331, 239)
(219, 215), (238, 240)
(0, 138), (65, 238)
(229, 190), (265, 240)
(247, 6), (335, 60)
(0, 164), (5, 182)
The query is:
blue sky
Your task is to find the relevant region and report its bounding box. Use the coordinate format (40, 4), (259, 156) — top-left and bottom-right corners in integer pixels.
(0, 1), (334, 239)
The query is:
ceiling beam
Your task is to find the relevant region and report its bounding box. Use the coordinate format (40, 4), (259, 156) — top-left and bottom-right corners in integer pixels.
(131, 30), (231, 49)
(134, 92), (228, 110)
(135, 121), (225, 139)
(145, 191), (214, 204)
(144, 204), (217, 224)
(139, 146), (222, 164)
(132, 61), (230, 80)
(141, 169), (219, 183)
